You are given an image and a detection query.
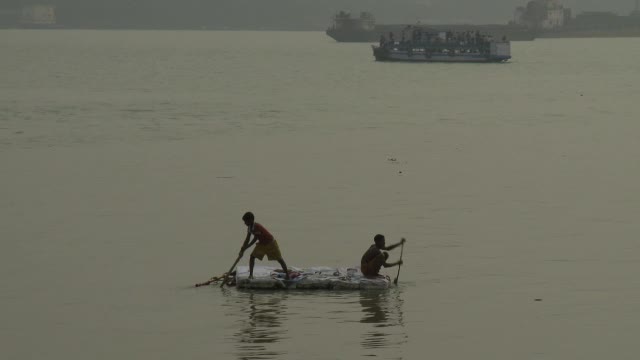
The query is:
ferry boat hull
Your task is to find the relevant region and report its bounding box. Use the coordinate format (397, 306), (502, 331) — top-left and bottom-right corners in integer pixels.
(372, 41), (511, 63)
(372, 45), (511, 63)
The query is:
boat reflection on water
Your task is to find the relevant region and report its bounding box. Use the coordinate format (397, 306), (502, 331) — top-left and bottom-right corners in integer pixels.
(359, 290), (408, 355)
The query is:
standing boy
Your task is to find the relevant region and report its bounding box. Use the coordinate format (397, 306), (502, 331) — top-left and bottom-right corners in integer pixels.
(240, 212), (289, 280)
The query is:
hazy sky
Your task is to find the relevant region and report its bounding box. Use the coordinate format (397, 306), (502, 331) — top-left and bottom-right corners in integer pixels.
(3, 0), (637, 27)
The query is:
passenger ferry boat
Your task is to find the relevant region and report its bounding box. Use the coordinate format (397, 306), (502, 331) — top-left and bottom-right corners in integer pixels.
(372, 26), (511, 63)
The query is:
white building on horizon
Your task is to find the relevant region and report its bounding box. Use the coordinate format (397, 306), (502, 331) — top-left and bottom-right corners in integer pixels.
(514, 0), (572, 29)
(21, 4), (56, 26)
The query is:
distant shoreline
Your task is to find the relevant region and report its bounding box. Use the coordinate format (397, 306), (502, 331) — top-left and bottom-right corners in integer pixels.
(0, 24), (325, 31)
(3, 25), (640, 40)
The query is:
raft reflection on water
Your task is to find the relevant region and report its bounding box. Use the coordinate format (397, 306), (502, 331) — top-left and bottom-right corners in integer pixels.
(222, 289), (407, 359)
(232, 292), (287, 360)
(360, 291), (407, 352)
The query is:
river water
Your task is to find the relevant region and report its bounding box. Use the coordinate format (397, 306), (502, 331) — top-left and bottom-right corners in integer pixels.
(1, 30), (640, 360)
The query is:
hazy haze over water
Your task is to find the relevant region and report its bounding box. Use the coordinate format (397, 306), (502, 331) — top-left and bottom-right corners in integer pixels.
(1, 30), (640, 359)
(2, 0), (638, 27)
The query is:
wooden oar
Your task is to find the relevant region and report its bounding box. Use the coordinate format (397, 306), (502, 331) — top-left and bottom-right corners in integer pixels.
(220, 254), (243, 288)
(393, 241), (405, 285)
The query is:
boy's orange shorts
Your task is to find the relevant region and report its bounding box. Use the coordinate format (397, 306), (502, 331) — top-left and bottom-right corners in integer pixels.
(251, 239), (283, 261)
